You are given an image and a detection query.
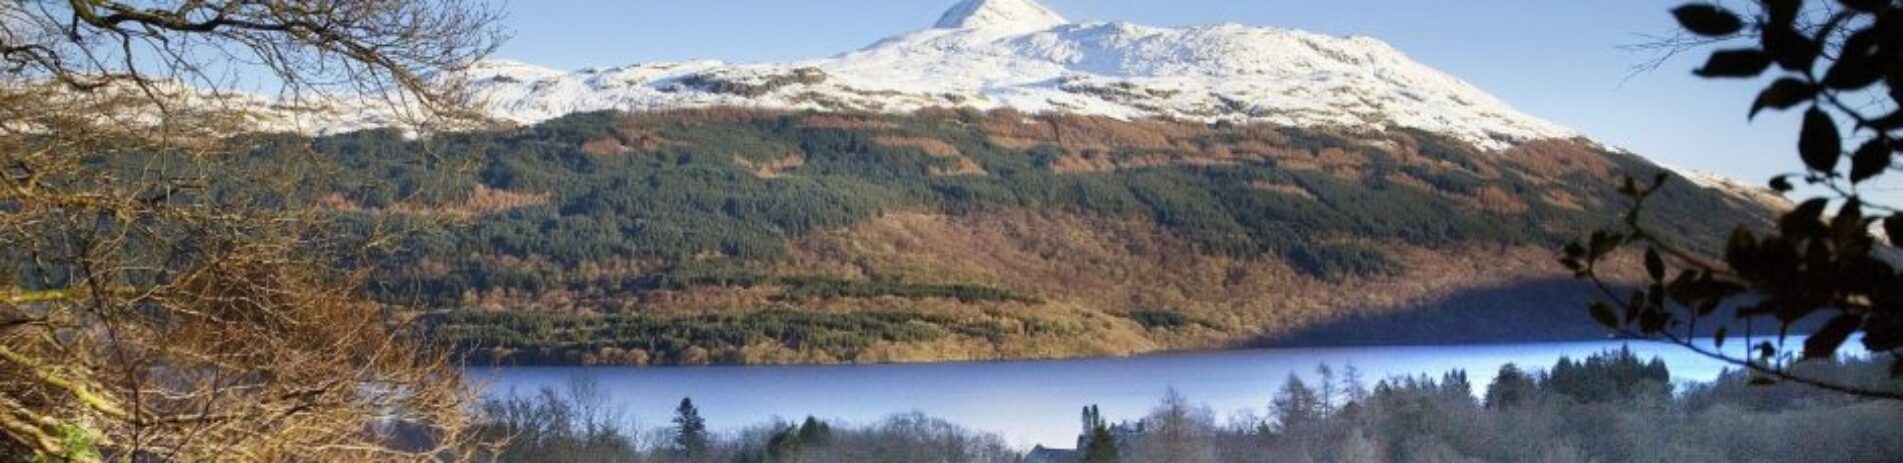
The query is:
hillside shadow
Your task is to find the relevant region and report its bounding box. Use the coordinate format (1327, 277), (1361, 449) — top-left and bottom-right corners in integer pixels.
(1247, 278), (1823, 348)
(1250, 278), (1610, 348)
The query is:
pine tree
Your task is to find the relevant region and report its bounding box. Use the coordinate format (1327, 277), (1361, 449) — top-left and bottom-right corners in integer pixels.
(1080, 405), (1120, 463)
(673, 397), (710, 459)
(797, 416), (832, 446)
(1485, 363), (1537, 409)
(765, 425), (801, 462)
(1440, 370), (1475, 406)
(1081, 405), (1100, 437)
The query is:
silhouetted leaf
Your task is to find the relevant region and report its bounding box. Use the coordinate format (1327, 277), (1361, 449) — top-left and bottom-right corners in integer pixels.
(1833, 198), (1866, 242)
(1770, 175), (1795, 192)
(1889, 69), (1903, 107)
(1781, 198), (1832, 237)
(1640, 307), (1670, 334)
(1645, 247), (1665, 280)
(1850, 138), (1892, 183)
(1832, 26), (1885, 81)
(1713, 326), (1728, 348)
(1841, 0), (1886, 12)
(1872, 106), (1903, 130)
(1800, 108), (1841, 173)
(1698, 49), (1773, 78)
(1765, 0), (1801, 26)
(1751, 79), (1814, 118)
(1590, 301), (1620, 329)
(1804, 313), (1861, 360)
(1827, 61), (1891, 91)
(1589, 231), (1625, 258)
(1763, 25), (1819, 71)
(1674, 4), (1746, 36)
(1674, 4), (1743, 36)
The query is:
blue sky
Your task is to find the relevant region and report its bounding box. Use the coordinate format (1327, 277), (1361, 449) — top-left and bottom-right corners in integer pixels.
(495, 0), (1803, 189)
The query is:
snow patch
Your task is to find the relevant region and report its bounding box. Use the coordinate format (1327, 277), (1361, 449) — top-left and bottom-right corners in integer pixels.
(936, 0), (1070, 34)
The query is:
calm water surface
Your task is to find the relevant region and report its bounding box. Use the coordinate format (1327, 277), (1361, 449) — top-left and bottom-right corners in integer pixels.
(472, 338), (1785, 449)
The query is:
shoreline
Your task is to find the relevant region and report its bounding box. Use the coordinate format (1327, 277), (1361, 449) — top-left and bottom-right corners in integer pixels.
(457, 333), (1654, 369)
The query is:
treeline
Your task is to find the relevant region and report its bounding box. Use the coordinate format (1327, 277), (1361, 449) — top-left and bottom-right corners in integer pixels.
(470, 351), (1900, 462)
(1077, 350), (1901, 463)
(474, 380), (1017, 463)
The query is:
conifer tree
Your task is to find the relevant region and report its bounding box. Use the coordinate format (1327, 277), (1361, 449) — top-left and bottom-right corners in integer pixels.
(673, 397), (711, 459)
(797, 416), (833, 446)
(1485, 364), (1538, 409)
(1080, 405), (1120, 463)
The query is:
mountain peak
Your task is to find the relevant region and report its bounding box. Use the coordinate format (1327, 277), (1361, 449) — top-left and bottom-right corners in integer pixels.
(254, 0), (1581, 152)
(934, 0), (1069, 33)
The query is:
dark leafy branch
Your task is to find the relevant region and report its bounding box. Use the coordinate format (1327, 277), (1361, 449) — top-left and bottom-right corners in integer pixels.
(1570, 0), (1903, 400)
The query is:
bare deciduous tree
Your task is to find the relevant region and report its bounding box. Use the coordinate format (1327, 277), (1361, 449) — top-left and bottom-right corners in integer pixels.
(0, 1), (501, 461)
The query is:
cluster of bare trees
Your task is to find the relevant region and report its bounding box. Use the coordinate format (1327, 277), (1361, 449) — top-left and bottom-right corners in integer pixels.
(1, 1), (499, 460)
(475, 383), (1019, 463)
(472, 355), (1899, 463)
(1087, 356), (1898, 463)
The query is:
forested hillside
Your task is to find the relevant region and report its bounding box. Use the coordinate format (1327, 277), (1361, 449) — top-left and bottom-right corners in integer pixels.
(162, 108), (1773, 365)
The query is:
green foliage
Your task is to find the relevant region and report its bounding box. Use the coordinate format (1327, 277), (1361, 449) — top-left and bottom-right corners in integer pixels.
(1483, 364), (1537, 409)
(797, 416), (833, 446)
(674, 398), (710, 459)
(23, 424), (101, 463)
(1285, 243), (1398, 281)
(1126, 308), (1195, 330)
(775, 275), (1041, 304)
(1081, 405), (1121, 463)
(1541, 347), (1673, 404)
(430, 309), (978, 365)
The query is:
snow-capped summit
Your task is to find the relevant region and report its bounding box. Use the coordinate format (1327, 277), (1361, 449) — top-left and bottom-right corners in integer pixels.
(462, 59), (566, 85)
(270, 0), (1579, 150)
(935, 0), (1070, 33)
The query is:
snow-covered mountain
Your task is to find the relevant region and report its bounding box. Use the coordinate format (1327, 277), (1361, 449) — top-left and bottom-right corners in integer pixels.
(281, 0), (1577, 151)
